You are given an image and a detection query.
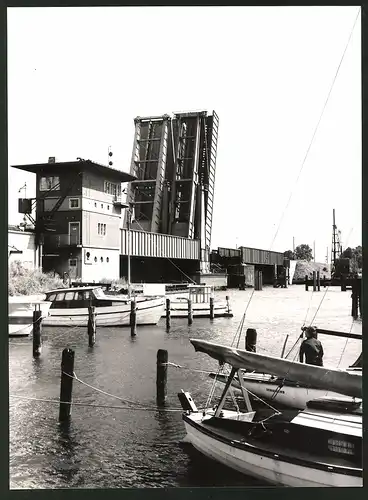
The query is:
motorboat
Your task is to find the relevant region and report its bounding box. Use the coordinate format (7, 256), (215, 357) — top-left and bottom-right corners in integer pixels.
(178, 339), (362, 487)
(9, 297), (51, 337)
(163, 284), (233, 318)
(42, 286), (165, 327)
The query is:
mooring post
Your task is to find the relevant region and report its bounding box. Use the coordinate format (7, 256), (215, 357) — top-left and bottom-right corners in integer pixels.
(166, 298), (171, 330)
(32, 305), (42, 358)
(341, 275), (347, 292)
(316, 270), (321, 291)
(225, 295), (230, 314)
(87, 304), (96, 347)
(351, 279), (358, 319)
(188, 299), (193, 325)
(209, 297), (214, 320)
(156, 349), (168, 405)
(313, 271), (317, 292)
(130, 299), (137, 336)
(59, 348), (75, 422)
(273, 264), (277, 288)
(305, 275), (309, 291)
(245, 328), (257, 352)
(259, 271), (263, 291)
(323, 275), (326, 288)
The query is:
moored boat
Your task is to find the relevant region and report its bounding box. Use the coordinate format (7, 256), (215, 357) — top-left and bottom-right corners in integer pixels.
(178, 339), (362, 487)
(163, 285), (233, 318)
(42, 286), (165, 327)
(9, 298), (52, 337)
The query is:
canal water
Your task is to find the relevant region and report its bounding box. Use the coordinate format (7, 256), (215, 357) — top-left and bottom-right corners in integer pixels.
(9, 286), (361, 489)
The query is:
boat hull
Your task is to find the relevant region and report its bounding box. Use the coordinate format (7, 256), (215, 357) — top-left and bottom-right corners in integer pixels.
(9, 299), (52, 337)
(183, 412), (362, 487)
(43, 296), (165, 327)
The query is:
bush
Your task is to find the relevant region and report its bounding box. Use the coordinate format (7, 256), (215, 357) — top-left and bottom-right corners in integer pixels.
(8, 261), (67, 296)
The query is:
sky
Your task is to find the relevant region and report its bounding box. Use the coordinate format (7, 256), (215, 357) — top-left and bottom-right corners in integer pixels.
(7, 6), (361, 263)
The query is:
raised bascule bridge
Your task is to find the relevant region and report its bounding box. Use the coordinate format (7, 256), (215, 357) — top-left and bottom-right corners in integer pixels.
(11, 109), (287, 287)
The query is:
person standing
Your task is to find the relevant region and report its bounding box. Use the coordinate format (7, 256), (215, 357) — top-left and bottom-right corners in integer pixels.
(299, 326), (324, 366)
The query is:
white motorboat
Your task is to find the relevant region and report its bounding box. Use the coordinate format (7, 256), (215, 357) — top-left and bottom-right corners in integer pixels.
(163, 284), (233, 318)
(42, 286), (165, 327)
(178, 339), (362, 487)
(9, 297), (52, 337)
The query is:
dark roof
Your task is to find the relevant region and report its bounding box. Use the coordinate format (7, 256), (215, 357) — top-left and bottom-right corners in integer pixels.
(11, 159), (136, 183)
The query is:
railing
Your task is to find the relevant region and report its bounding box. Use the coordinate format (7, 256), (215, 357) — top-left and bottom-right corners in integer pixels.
(43, 233), (81, 248)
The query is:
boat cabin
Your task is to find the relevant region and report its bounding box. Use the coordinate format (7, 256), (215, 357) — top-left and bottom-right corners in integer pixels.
(188, 284), (214, 304)
(44, 286), (125, 308)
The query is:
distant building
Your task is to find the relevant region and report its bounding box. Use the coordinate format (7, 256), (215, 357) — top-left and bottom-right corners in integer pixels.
(8, 226), (38, 270)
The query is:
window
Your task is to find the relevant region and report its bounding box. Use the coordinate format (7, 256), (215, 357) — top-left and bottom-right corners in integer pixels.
(106, 257), (109, 263)
(47, 293), (57, 301)
(104, 180), (121, 198)
(69, 259), (77, 267)
(107, 205), (110, 210)
(94, 202), (97, 207)
(94, 257), (97, 262)
(101, 257), (104, 262)
(69, 198), (80, 209)
(98, 223), (107, 235)
(55, 293), (65, 301)
(39, 176), (60, 191)
(65, 291), (76, 301)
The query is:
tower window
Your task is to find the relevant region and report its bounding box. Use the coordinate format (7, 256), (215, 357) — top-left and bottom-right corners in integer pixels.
(69, 198), (80, 209)
(39, 176), (60, 191)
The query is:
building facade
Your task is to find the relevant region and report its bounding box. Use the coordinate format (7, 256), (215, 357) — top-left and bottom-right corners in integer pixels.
(12, 159), (135, 282)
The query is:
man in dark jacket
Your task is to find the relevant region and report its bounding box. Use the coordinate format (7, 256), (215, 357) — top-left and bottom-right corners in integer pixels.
(299, 326), (324, 366)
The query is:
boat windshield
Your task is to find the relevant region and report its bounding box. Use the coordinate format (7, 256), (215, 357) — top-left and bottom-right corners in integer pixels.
(92, 287), (106, 299)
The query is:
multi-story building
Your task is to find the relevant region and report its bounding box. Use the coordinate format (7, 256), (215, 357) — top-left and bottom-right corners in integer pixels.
(12, 159), (135, 282)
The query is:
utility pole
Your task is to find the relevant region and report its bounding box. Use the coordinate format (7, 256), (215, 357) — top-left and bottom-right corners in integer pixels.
(313, 241), (316, 262)
(331, 209), (337, 267)
(293, 236), (295, 252)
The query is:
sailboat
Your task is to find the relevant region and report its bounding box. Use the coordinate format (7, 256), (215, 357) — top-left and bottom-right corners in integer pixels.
(42, 207), (165, 327)
(178, 339), (362, 487)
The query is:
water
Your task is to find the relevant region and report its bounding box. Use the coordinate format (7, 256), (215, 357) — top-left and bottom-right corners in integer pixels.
(9, 287), (361, 489)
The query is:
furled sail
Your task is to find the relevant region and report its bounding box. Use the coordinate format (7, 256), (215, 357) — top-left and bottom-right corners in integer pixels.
(190, 339), (361, 399)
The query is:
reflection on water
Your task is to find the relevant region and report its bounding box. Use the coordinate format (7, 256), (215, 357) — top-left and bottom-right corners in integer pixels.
(9, 287), (361, 489)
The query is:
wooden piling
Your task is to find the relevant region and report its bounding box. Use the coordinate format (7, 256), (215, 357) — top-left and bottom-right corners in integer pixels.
(341, 276), (347, 292)
(273, 264), (277, 288)
(209, 297), (214, 320)
(188, 299), (193, 325)
(313, 271), (317, 292)
(87, 305), (96, 347)
(32, 307), (42, 358)
(225, 295), (230, 314)
(166, 298), (171, 330)
(59, 348), (75, 422)
(305, 275), (309, 291)
(317, 271), (321, 291)
(351, 279), (359, 319)
(156, 349), (168, 405)
(130, 299), (137, 336)
(245, 328), (257, 352)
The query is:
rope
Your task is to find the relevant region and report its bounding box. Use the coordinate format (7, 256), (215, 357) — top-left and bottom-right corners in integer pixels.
(9, 394), (184, 412)
(269, 7), (360, 251)
(337, 318), (355, 368)
(309, 285), (330, 326)
(161, 362), (215, 375)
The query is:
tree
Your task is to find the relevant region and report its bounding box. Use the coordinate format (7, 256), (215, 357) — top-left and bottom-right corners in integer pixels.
(283, 250), (295, 260)
(294, 244), (313, 262)
(340, 245), (362, 273)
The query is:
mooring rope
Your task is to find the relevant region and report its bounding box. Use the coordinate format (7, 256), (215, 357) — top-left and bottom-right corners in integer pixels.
(9, 394), (184, 412)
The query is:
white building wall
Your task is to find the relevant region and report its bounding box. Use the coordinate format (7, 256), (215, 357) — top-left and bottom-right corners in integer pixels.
(80, 247), (120, 282)
(8, 230), (37, 270)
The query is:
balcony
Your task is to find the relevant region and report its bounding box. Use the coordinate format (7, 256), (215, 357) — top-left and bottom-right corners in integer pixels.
(43, 233), (81, 248)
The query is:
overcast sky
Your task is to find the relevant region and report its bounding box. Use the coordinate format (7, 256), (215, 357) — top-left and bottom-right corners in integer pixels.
(7, 6), (361, 262)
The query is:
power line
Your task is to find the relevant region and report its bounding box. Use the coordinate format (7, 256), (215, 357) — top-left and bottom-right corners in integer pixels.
(269, 8), (360, 251)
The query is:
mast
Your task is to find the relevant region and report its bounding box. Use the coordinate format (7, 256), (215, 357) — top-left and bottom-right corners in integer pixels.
(332, 208), (337, 267)
(127, 206), (131, 297)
